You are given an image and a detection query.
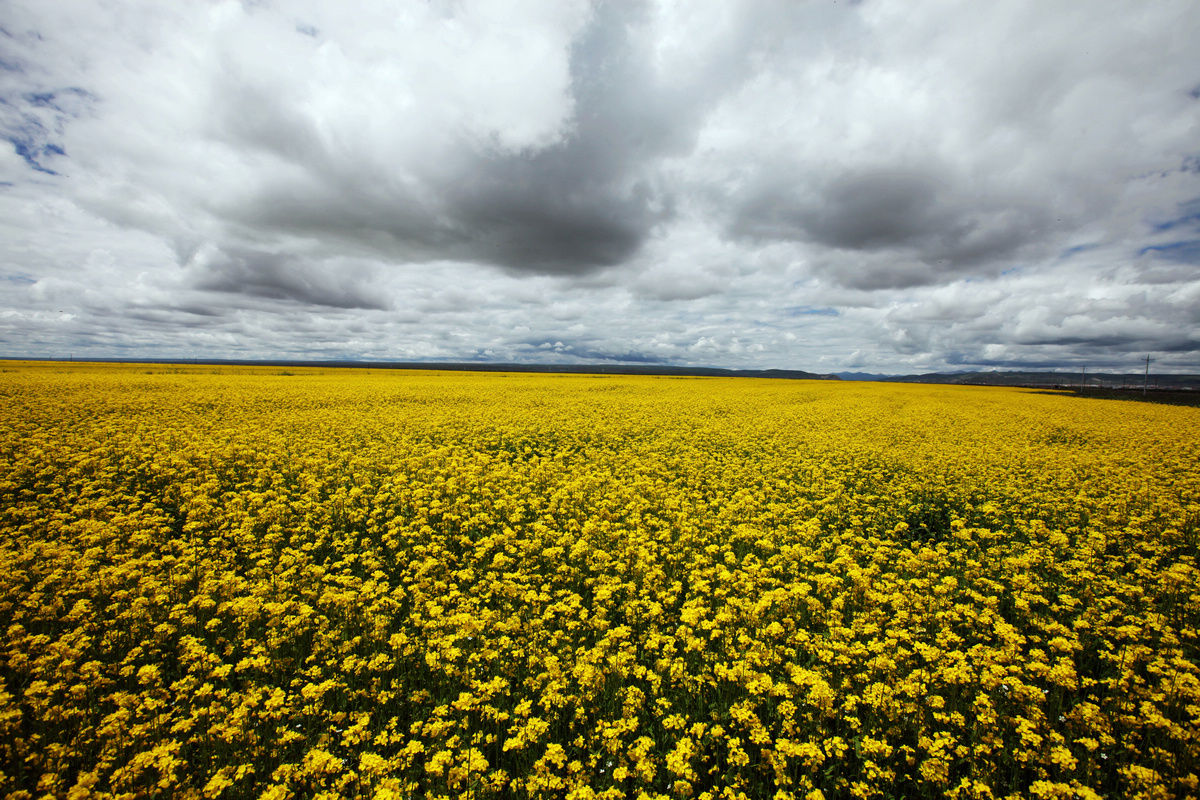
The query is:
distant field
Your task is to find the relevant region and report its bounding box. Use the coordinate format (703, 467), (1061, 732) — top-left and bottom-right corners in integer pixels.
(1054, 387), (1200, 408)
(2, 362), (1198, 799)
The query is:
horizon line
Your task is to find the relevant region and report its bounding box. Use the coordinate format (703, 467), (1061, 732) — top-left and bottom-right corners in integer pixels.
(2, 355), (1197, 378)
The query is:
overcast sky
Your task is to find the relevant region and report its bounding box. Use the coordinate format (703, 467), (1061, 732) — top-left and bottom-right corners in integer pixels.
(2, 0), (1198, 373)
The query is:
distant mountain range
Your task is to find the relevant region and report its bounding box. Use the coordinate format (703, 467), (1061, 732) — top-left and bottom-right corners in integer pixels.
(347, 362), (843, 381)
(7, 358), (1198, 389)
(844, 370), (1200, 390)
(835, 372), (894, 380)
(4, 357), (838, 381)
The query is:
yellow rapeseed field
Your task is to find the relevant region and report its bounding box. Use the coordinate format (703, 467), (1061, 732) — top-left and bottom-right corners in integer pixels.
(1, 362), (1198, 800)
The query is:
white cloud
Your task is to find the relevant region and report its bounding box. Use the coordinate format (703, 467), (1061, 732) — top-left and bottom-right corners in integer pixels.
(1, 0), (1198, 373)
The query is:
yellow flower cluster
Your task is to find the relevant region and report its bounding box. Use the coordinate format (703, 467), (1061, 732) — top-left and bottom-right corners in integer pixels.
(1, 361), (1198, 799)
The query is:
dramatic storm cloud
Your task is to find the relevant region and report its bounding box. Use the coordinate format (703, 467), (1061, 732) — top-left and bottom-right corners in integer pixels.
(2, 0), (1198, 372)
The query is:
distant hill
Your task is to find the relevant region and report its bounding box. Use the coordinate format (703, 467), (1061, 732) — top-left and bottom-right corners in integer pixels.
(875, 370), (1200, 391)
(835, 371), (897, 381)
(377, 363), (842, 380)
(2, 357), (841, 381)
(11, 357), (1197, 389)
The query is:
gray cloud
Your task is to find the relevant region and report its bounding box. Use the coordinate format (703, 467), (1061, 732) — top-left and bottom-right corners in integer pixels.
(730, 165), (1061, 289)
(190, 248), (389, 311)
(187, 1), (800, 276)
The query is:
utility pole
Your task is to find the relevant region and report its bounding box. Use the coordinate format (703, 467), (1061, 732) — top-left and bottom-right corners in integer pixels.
(1143, 355), (1154, 397)
(1080, 365), (1086, 391)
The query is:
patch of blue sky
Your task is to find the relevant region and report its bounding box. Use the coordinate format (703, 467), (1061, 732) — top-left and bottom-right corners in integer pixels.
(785, 306), (838, 317)
(3, 132), (60, 174)
(1150, 199), (1200, 232)
(22, 87), (92, 110)
(0, 104), (69, 175)
(0, 89), (92, 174)
(1138, 240), (1200, 264)
(1060, 244), (1098, 258)
(1152, 215), (1200, 232)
